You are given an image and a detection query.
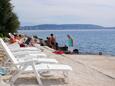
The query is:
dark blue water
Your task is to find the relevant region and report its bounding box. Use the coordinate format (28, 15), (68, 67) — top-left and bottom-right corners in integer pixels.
(18, 29), (115, 56)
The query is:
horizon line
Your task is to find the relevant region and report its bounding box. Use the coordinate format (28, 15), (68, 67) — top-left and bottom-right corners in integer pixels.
(20, 24), (115, 27)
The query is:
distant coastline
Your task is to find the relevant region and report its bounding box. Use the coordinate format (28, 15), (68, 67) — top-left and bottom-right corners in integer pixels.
(19, 24), (115, 30)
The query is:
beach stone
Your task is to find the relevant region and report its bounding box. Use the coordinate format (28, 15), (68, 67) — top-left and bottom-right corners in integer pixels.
(0, 79), (10, 86)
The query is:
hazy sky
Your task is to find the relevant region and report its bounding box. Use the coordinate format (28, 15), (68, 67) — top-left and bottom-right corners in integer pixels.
(11, 0), (115, 26)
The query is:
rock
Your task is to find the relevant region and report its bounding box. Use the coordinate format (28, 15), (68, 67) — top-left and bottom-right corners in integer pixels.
(0, 78), (10, 86)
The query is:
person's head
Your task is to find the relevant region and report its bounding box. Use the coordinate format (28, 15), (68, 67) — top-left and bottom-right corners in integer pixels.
(50, 33), (54, 36)
(19, 34), (22, 38)
(14, 34), (18, 38)
(27, 37), (32, 40)
(67, 34), (71, 39)
(47, 37), (49, 39)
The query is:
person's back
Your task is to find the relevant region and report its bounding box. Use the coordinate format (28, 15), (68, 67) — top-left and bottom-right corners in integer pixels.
(49, 34), (56, 49)
(67, 34), (73, 53)
(45, 37), (51, 47)
(68, 38), (73, 47)
(50, 34), (56, 44)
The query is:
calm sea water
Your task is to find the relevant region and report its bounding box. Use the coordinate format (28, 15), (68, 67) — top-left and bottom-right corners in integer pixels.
(18, 29), (115, 56)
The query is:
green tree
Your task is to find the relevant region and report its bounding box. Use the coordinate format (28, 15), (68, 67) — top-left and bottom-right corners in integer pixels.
(0, 0), (20, 36)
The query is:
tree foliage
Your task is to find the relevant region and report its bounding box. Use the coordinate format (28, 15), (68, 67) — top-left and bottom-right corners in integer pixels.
(0, 0), (20, 36)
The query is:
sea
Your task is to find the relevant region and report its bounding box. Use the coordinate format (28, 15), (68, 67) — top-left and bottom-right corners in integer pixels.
(18, 29), (115, 56)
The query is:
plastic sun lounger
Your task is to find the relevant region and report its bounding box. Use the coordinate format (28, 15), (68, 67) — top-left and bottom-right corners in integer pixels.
(13, 51), (47, 57)
(8, 42), (48, 58)
(0, 38), (72, 86)
(8, 42), (42, 52)
(0, 38), (58, 64)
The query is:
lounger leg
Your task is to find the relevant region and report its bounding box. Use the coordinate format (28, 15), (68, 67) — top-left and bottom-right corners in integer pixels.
(4, 58), (10, 66)
(63, 71), (69, 84)
(32, 63), (43, 86)
(10, 66), (27, 86)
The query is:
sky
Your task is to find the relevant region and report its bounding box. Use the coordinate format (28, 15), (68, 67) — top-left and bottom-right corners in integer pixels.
(11, 0), (115, 27)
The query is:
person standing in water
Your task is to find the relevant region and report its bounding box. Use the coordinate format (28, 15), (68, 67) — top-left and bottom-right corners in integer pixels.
(67, 34), (73, 53)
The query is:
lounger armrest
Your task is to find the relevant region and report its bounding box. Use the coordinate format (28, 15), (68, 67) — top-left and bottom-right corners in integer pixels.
(13, 52), (28, 56)
(23, 54), (47, 58)
(15, 60), (38, 66)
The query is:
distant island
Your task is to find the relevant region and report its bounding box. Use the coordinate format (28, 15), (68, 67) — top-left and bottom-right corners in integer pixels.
(19, 24), (115, 30)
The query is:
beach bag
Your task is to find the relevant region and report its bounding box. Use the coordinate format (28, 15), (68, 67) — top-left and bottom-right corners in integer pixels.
(20, 43), (25, 47)
(0, 68), (7, 76)
(73, 49), (79, 54)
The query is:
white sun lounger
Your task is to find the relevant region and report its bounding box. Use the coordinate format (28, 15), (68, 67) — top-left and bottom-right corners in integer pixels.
(0, 38), (58, 64)
(0, 38), (72, 86)
(13, 51), (47, 57)
(17, 57), (58, 64)
(8, 42), (42, 52)
(8, 42), (47, 58)
(6, 39), (58, 64)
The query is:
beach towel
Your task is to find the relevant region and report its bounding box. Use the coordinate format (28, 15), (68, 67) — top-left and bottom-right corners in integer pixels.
(53, 50), (64, 54)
